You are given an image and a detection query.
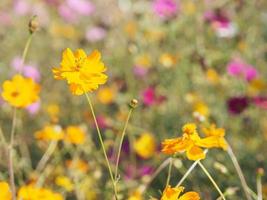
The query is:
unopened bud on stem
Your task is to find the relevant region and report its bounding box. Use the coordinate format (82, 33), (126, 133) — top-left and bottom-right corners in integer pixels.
(29, 16), (39, 34)
(129, 99), (138, 109)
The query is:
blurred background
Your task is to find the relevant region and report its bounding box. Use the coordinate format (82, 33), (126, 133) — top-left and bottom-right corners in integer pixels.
(0, 0), (267, 199)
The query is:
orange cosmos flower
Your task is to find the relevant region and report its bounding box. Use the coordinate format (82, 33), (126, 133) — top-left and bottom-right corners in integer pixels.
(162, 123), (227, 160)
(161, 185), (200, 200)
(162, 123), (205, 160)
(197, 124), (228, 150)
(1, 74), (40, 108)
(52, 48), (107, 95)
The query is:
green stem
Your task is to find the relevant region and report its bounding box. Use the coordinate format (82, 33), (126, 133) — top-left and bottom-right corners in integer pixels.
(35, 141), (58, 173)
(115, 108), (133, 180)
(176, 149), (208, 187)
(165, 157), (173, 187)
(257, 174), (262, 200)
(8, 31), (34, 200)
(8, 108), (17, 200)
(226, 142), (253, 200)
(20, 35), (33, 72)
(140, 157), (171, 193)
(84, 92), (118, 200)
(198, 161), (226, 200)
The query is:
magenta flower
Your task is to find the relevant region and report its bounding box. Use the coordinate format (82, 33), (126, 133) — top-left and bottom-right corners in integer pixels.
(152, 0), (179, 19)
(204, 10), (237, 38)
(142, 87), (156, 106)
(85, 26), (107, 42)
(142, 87), (166, 106)
(253, 97), (267, 109)
(227, 58), (258, 81)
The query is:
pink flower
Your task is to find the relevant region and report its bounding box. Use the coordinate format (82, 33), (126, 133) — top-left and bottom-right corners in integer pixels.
(23, 66), (41, 82)
(11, 57), (24, 72)
(227, 58), (258, 81)
(58, 0), (94, 23)
(0, 11), (13, 26)
(13, 0), (30, 16)
(85, 26), (107, 42)
(11, 56), (41, 82)
(152, 0), (179, 19)
(133, 65), (148, 78)
(26, 101), (41, 115)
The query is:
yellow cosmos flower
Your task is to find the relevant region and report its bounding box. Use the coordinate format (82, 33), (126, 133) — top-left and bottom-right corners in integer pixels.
(128, 190), (143, 200)
(193, 101), (209, 118)
(46, 103), (60, 122)
(159, 53), (177, 68)
(97, 86), (115, 104)
(55, 176), (74, 192)
(1, 74), (40, 108)
(206, 69), (220, 84)
(134, 133), (156, 159)
(183, 2), (196, 15)
(64, 126), (86, 144)
(52, 48), (107, 95)
(66, 159), (89, 173)
(161, 185), (200, 200)
(18, 184), (63, 200)
(35, 125), (64, 141)
(0, 181), (11, 200)
(135, 54), (152, 68)
(162, 123), (227, 160)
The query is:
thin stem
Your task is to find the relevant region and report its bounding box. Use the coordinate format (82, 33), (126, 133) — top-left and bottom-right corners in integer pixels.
(227, 142), (253, 200)
(176, 159), (199, 187)
(140, 158), (171, 193)
(175, 149), (208, 187)
(165, 157), (173, 187)
(8, 109), (17, 200)
(35, 141), (58, 173)
(198, 161), (226, 200)
(0, 126), (7, 147)
(7, 31), (34, 200)
(84, 92), (118, 200)
(20, 35), (33, 73)
(257, 174), (262, 200)
(115, 108), (133, 180)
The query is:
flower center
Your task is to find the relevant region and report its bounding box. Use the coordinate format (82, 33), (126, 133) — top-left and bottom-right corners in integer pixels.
(11, 91), (19, 98)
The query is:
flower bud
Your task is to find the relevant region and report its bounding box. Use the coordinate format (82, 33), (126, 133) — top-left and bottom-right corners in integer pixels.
(29, 16), (39, 34)
(129, 99), (138, 108)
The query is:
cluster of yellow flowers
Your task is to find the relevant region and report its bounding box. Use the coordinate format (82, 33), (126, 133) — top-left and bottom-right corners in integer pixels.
(162, 123), (227, 160)
(35, 125), (86, 144)
(0, 48), (215, 199)
(0, 181), (63, 200)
